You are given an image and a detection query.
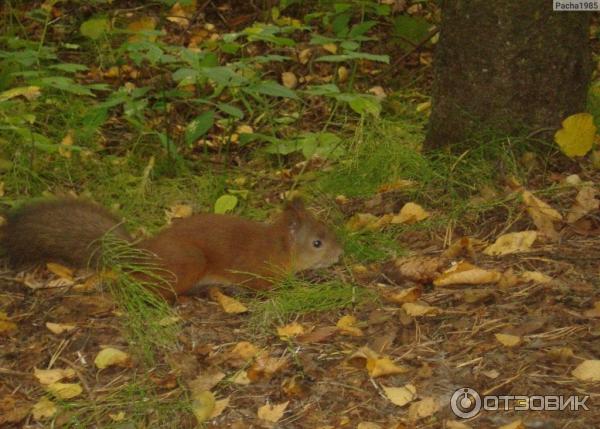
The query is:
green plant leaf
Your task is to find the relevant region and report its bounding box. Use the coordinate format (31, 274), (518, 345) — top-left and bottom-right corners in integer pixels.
(217, 103), (244, 119)
(246, 81), (298, 99)
(392, 15), (431, 51)
(185, 110), (215, 145)
(214, 195), (238, 214)
(80, 17), (110, 40)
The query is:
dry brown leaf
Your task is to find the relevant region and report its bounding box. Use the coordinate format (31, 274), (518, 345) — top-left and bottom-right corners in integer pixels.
(408, 396), (440, 420)
(0, 311), (17, 334)
(298, 48), (312, 64)
(567, 185), (599, 223)
(483, 231), (537, 256)
(281, 71), (298, 89)
(402, 302), (441, 316)
(257, 401), (289, 423)
(383, 384), (417, 406)
(572, 360), (600, 381)
(393, 256), (445, 283)
(442, 237), (476, 259)
(191, 390), (215, 424)
(297, 326), (337, 343)
(209, 288), (248, 313)
(337, 65), (349, 82)
(433, 261), (501, 286)
(32, 397), (57, 420)
(46, 262), (74, 280)
(350, 346), (409, 377)
(165, 203), (193, 223)
(520, 271), (552, 284)
(336, 315), (364, 336)
(446, 421), (472, 429)
(46, 382), (83, 399)
(167, 0), (196, 27)
(357, 423), (383, 429)
(34, 368), (76, 385)
(231, 370), (251, 385)
(94, 347), (130, 369)
(382, 286), (421, 304)
(45, 322), (76, 334)
(277, 322), (305, 339)
(346, 213), (391, 232)
(230, 341), (259, 361)
(210, 396), (230, 419)
(188, 371), (226, 393)
(584, 302), (600, 318)
(248, 352), (289, 380)
(522, 190), (562, 240)
(109, 411), (126, 422)
(322, 43), (337, 54)
(391, 202), (430, 224)
(495, 333), (522, 347)
(127, 17), (157, 42)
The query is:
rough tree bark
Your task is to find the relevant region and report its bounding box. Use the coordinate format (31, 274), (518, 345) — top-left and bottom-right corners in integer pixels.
(425, 1), (591, 150)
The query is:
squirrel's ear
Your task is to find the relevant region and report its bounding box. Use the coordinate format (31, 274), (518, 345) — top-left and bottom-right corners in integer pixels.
(282, 197), (305, 233)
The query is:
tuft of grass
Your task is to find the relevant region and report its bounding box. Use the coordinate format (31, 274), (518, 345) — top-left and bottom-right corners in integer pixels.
(341, 228), (406, 263)
(249, 276), (376, 329)
(56, 377), (191, 428)
(97, 234), (180, 364)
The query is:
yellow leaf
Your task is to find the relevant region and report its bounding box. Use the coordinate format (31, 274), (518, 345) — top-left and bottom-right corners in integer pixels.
(336, 315), (363, 337)
(337, 65), (349, 82)
(0, 311), (17, 334)
(298, 48), (312, 64)
(32, 397), (57, 420)
(230, 341), (259, 360)
(210, 396), (230, 419)
(382, 384), (417, 406)
(433, 261), (501, 286)
(46, 382), (83, 399)
(391, 202), (430, 224)
(94, 347), (130, 369)
(483, 231), (537, 256)
(257, 401), (289, 423)
(567, 185), (599, 223)
(127, 17), (157, 42)
(167, 1), (197, 27)
(231, 370), (251, 385)
(277, 322), (305, 339)
(495, 333), (522, 347)
(46, 322), (76, 334)
(554, 113), (596, 158)
(209, 288), (248, 313)
(408, 396), (440, 420)
(58, 130), (74, 159)
(46, 262), (73, 280)
(402, 302), (441, 316)
(322, 43), (337, 54)
(281, 71), (298, 89)
(191, 390), (216, 423)
(34, 368), (76, 385)
(572, 359), (600, 381)
(0, 86), (41, 102)
(520, 271), (552, 284)
(189, 371), (226, 393)
(350, 346), (409, 377)
(522, 190), (562, 239)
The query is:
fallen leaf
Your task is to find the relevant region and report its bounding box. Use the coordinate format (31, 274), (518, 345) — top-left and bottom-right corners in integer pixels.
(447, 421), (472, 429)
(191, 390), (215, 424)
(58, 130), (74, 158)
(520, 271), (552, 284)
(257, 401), (289, 423)
(127, 17), (157, 42)
(248, 352), (289, 380)
(522, 190), (562, 239)
(584, 302), (600, 318)
(483, 231), (537, 256)
(402, 302), (441, 316)
(281, 71), (298, 89)
(46, 382), (83, 399)
(572, 360), (600, 381)
(350, 346), (409, 377)
(94, 347), (130, 369)
(46, 262), (74, 280)
(434, 261), (501, 286)
(211, 396), (230, 419)
(0, 311), (17, 334)
(567, 185), (599, 223)
(391, 202), (430, 224)
(230, 341), (259, 361)
(346, 213), (391, 232)
(34, 368), (76, 385)
(231, 370), (251, 385)
(277, 322), (305, 339)
(383, 384), (417, 406)
(554, 113), (596, 158)
(495, 333), (522, 347)
(209, 288), (247, 313)
(109, 411), (126, 421)
(32, 397), (57, 420)
(336, 315), (364, 336)
(189, 371), (226, 392)
(357, 423), (383, 429)
(408, 396), (440, 420)
(165, 204), (193, 223)
(337, 65), (349, 82)
(297, 326), (337, 343)
(393, 256), (445, 283)
(382, 286), (421, 304)
(46, 322), (76, 334)
(322, 43), (337, 54)
(167, 0), (196, 27)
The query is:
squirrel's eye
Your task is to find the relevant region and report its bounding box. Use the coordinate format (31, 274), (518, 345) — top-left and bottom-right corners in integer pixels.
(312, 239), (322, 248)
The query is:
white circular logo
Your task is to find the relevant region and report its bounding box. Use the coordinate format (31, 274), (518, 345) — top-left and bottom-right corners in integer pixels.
(451, 387), (482, 418)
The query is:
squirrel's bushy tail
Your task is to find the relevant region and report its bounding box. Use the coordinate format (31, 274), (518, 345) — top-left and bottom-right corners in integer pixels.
(1, 199), (132, 267)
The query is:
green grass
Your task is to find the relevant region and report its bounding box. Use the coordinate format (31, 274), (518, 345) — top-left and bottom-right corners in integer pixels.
(249, 276), (377, 329)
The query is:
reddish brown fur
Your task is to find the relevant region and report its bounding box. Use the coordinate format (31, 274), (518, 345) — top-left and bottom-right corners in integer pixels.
(2, 198), (342, 300)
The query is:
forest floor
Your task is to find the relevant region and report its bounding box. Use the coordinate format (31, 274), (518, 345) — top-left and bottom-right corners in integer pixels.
(1, 1), (600, 429)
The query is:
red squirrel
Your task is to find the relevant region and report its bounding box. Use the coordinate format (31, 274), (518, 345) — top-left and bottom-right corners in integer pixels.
(1, 198), (342, 300)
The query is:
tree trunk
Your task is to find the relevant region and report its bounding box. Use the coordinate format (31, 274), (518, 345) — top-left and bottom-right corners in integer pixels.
(425, 0), (591, 150)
